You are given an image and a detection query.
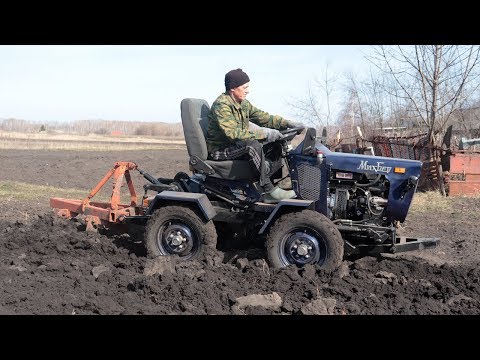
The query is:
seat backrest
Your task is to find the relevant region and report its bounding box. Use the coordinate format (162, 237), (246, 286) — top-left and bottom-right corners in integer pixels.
(180, 98), (210, 160)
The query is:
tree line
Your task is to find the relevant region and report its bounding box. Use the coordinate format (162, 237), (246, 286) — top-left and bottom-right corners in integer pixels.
(0, 118), (184, 139)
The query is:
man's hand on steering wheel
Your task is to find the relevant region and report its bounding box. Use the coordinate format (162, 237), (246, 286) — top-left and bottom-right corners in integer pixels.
(261, 120), (307, 144)
(262, 128), (284, 143)
(279, 127), (303, 141)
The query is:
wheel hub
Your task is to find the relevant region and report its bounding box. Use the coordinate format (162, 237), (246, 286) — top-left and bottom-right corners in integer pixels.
(284, 231), (322, 265)
(159, 224), (193, 254)
(170, 231), (186, 246)
(296, 244), (310, 256)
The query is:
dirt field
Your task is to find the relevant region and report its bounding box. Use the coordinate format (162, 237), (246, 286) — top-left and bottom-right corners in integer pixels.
(1, 149), (479, 315)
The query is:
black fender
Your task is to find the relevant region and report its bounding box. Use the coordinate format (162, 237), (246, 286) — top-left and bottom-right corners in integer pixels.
(258, 199), (314, 235)
(147, 191), (216, 221)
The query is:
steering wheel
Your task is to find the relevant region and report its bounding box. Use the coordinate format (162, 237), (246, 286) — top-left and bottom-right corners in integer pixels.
(280, 127), (305, 141)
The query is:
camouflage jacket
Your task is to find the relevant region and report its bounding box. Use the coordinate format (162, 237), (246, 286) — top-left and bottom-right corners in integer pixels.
(206, 92), (289, 153)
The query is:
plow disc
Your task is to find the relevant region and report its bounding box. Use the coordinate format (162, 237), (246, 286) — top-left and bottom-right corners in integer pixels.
(50, 161), (147, 231)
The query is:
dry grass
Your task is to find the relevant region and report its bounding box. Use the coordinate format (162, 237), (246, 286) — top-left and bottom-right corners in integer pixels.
(0, 181), (110, 202)
(410, 191), (452, 214)
(410, 191), (480, 215)
(0, 131), (186, 151)
(0, 130), (184, 143)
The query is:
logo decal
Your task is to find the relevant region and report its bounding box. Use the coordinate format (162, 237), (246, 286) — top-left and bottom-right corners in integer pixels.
(357, 160), (392, 174)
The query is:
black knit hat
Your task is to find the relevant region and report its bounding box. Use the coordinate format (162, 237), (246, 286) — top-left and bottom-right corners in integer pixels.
(225, 68), (250, 91)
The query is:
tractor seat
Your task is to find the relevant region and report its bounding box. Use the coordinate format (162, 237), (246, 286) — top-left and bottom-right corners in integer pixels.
(180, 98), (255, 180)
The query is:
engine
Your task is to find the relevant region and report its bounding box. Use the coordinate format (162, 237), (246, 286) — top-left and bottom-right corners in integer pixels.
(327, 170), (390, 224)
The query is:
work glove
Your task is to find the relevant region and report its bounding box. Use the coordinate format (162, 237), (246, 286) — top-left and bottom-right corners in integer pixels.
(263, 128), (284, 143)
(285, 120), (305, 129)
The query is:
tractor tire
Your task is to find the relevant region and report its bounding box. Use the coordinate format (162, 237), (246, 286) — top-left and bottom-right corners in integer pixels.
(145, 205), (217, 260)
(266, 209), (344, 270)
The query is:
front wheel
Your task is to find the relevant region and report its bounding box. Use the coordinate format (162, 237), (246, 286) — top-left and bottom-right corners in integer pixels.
(144, 205), (217, 260)
(266, 210), (344, 269)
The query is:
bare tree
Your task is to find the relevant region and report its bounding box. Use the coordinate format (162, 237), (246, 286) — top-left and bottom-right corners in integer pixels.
(342, 69), (409, 139)
(335, 89), (358, 143)
(286, 63), (338, 129)
(367, 45), (480, 145)
(344, 72), (366, 135)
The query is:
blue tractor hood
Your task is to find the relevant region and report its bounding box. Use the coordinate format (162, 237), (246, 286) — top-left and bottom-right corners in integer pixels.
(316, 143), (422, 222)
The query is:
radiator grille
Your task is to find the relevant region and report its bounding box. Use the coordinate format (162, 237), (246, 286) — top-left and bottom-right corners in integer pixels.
(297, 163), (321, 201)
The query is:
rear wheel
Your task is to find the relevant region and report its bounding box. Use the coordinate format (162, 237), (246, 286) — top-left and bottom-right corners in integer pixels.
(266, 210), (343, 269)
(145, 205), (217, 260)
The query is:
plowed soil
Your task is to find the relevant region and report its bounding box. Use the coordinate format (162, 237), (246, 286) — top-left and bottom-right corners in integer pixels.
(1, 149), (479, 315)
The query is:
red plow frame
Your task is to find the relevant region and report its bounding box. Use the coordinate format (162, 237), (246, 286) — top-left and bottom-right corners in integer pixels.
(50, 162), (146, 231)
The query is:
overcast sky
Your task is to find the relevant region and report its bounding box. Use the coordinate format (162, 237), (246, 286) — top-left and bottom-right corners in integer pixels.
(0, 45), (372, 123)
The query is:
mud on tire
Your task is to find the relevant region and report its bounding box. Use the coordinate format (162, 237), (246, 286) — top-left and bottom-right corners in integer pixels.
(145, 205), (217, 260)
(266, 209), (344, 270)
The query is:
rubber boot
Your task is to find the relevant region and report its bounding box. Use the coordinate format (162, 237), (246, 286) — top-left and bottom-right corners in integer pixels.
(278, 159), (292, 189)
(263, 186), (297, 204)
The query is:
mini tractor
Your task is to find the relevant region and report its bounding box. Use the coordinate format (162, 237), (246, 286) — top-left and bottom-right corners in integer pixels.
(50, 99), (439, 270)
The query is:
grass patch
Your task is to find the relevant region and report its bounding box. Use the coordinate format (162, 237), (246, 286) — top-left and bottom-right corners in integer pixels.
(0, 181), (110, 202)
(410, 191), (480, 215)
(0, 131), (186, 151)
(0, 130), (185, 143)
(410, 191), (452, 214)
(0, 139), (186, 151)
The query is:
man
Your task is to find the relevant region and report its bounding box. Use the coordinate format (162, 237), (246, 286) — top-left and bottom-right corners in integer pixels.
(206, 68), (303, 203)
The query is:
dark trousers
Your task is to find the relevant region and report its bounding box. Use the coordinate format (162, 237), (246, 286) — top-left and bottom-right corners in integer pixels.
(209, 140), (282, 193)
